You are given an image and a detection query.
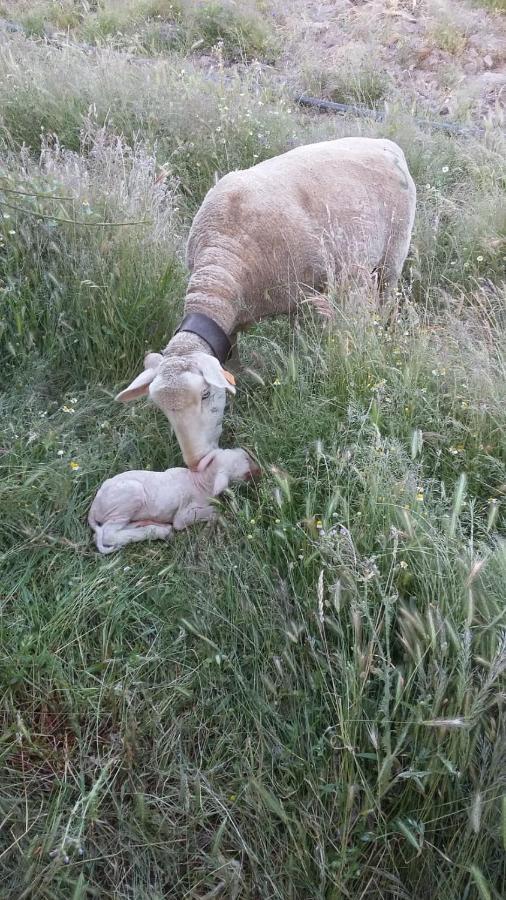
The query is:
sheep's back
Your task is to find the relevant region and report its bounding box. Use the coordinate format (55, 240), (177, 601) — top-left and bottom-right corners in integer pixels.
(186, 138), (416, 319)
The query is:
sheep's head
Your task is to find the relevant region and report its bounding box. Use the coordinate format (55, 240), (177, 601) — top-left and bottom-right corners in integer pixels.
(115, 351), (236, 467)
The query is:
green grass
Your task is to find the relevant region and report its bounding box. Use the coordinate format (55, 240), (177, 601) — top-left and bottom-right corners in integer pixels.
(474, 0), (506, 11)
(1, 308), (506, 897)
(0, 0), (276, 61)
(189, 0), (277, 62)
(300, 58), (391, 109)
(0, 39), (294, 206)
(429, 23), (469, 56)
(0, 6), (506, 898)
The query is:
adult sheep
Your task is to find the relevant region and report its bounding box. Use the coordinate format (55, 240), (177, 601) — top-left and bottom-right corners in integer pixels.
(116, 137), (416, 467)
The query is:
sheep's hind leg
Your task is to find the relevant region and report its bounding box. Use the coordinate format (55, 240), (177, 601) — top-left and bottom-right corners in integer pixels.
(377, 225), (413, 324)
(101, 521), (173, 552)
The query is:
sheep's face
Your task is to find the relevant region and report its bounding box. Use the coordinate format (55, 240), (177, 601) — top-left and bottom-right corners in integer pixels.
(116, 352), (235, 468)
(151, 366), (227, 468)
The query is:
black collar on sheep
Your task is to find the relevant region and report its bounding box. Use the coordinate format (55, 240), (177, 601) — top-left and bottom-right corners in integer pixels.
(174, 313), (232, 364)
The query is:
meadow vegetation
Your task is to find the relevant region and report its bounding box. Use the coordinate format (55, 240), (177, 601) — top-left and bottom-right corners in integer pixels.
(0, 0), (276, 60)
(297, 42), (392, 109)
(475, 1), (506, 11)
(0, 1), (505, 897)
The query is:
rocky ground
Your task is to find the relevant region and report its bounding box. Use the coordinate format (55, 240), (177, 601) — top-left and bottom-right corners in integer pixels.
(1, 1), (504, 123)
(273, 0), (506, 121)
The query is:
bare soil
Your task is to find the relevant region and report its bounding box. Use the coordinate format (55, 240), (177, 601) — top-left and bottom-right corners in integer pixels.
(273, 0), (506, 121)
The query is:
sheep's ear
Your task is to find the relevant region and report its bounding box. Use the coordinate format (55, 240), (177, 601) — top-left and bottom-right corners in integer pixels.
(212, 471), (229, 496)
(144, 352), (163, 369)
(193, 353), (236, 395)
(115, 367), (158, 402)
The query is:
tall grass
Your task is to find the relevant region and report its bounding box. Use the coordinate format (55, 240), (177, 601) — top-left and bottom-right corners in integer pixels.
(1, 304), (505, 897)
(0, 37), (294, 203)
(0, 128), (185, 380)
(189, 0), (277, 62)
(0, 10), (505, 899)
(0, 0), (276, 60)
(297, 42), (392, 108)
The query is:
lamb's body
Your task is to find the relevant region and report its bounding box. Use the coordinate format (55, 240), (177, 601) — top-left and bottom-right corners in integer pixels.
(181, 137), (416, 333)
(88, 448), (257, 554)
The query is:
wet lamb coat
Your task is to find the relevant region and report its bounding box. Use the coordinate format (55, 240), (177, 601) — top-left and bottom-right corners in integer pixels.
(183, 136), (417, 330)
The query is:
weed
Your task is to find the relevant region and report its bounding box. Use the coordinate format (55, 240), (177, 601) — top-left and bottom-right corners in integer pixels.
(298, 42), (391, 108)
(430, 23), (469, 55)
(189, 0), (277, 62)
(473, 0), (506, 11)
(1, 304), (505, 896)
(0, 128), (185, 379)
(0, 39), (293, 203)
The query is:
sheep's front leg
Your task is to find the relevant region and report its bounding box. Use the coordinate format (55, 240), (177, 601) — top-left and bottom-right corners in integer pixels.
(172, 504), (217, 532)
(226, 334), (242, 375)
(100, 521), (173, 553)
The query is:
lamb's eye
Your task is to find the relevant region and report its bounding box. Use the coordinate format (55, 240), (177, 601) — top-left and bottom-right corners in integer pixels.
(202, 389), (211, 401)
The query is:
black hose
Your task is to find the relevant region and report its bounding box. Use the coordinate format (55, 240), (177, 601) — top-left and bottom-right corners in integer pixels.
(295, 94), (486, 137)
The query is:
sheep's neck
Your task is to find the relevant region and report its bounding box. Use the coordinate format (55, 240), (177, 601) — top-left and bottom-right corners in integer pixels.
(183, 291), (238, 335)
(163, 330), (210, 358)
(163, 292), (237, 359)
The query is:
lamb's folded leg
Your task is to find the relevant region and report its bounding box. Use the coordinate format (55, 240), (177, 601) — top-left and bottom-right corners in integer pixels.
(99, 521), (173, 553)
(173, 504), (217, 531)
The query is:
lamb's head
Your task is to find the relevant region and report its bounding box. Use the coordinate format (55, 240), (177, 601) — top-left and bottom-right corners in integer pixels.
(197, 447), (261, 496)
(115, 351), (236, 467)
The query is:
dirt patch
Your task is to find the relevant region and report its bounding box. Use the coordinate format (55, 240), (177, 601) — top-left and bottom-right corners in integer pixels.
(273, 0), (506, 122)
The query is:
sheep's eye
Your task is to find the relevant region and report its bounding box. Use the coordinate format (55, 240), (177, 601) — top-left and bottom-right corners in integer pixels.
(202, 389), (211, 401)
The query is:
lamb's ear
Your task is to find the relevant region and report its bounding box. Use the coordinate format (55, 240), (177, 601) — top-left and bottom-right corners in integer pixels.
(115, 367), (158, 402)
(196, 449), (218, 472)
(193, 353), (236, 395)
(212, 471), (229, 496)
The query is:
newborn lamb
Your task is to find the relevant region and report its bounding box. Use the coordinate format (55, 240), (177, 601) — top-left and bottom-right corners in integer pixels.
(88, 448), (259, 554)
